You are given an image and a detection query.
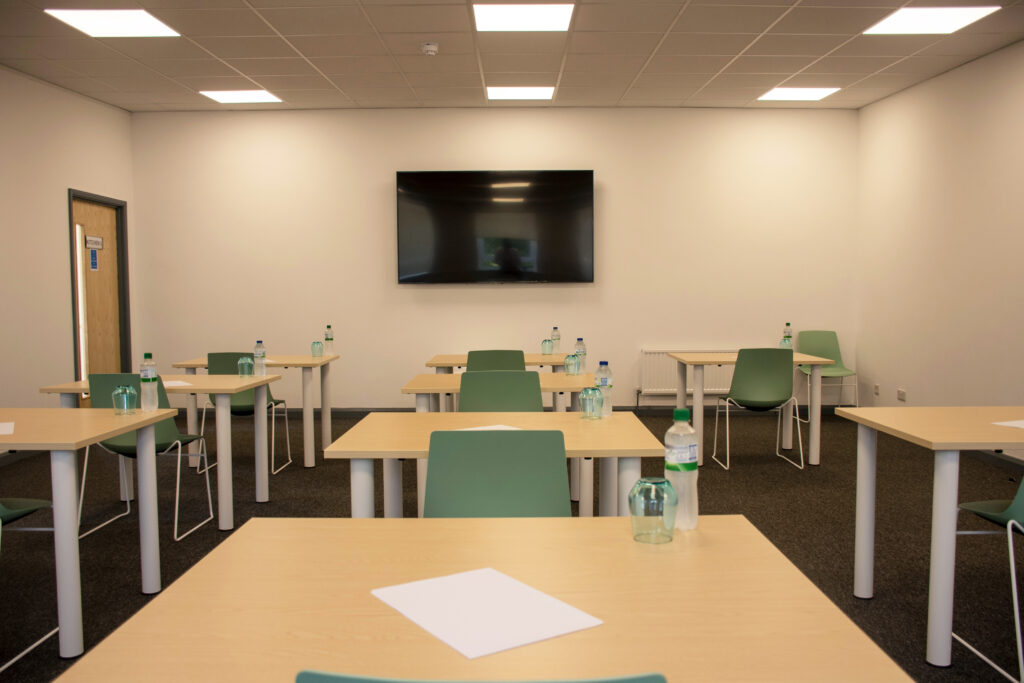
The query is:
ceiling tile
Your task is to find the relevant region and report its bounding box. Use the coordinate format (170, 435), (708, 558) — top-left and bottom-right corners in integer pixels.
(483, 73), (557, 87)
(620, 87), (693, 105)
(563, 54), (647, 72)
(413, 86), (484, 103)
(138, 0), (249, 8)
(801, 55), (899, 74)
(476, 33), (568, 54)
(722, 56), (816, 73)
(147, 9), (273, 36)
(35, 75), (121, 95)
(394, 53), (478, 72)
(403, 71), (478, 87)
(257, 7), (374, 35)
(879, 55), (972, 75)
(687, 86), (765, 102)
(644, 55), (732, 73)
(0, 7), (83, 37)
(746, 34), (850, 56)
(380, 32), (475, 55)
(632, 72), (711, 89)
(362, 5), (472, 33)
(95, 74), (193, 92)
(330, 72), (408, 87)
(830, 35), (942, 58)
(847, 72), (928, 90)
(143, 59), (240, 78)
(99, 37), (212, 60)
(288, 34), (387, 57)
(174, 75), (257, 90)
(1, 58), (88, 81)
(569, 32), (662, 55)
(276, 89), (354, 107)
(51, 58), (162, 78)
(768, 7), (894, 35)
(250, 74), (332, 90)
(344, 86), (418, 103)
(705, 73), (785, 88)
(226, 58), (317, 76)
(574, 4), (682, 32)
(0, 37), (121, 60)
(675, 5), (788, 34)
(960, 6), (1024, 35)
(779, 72), (862, 88)
(309, 56), (398, 73)
(918, 32), (1024, 57)
(247, 0), (359, 6)
(481, 53), (563, 72)
(554, 86), (627, 103)
(558, 71), (636, 88)
(194, 36), (299, 59)
(657, 33), (757, 56)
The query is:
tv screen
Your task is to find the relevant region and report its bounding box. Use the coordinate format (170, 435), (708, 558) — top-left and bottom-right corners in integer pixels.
(397, 170), (594, 284)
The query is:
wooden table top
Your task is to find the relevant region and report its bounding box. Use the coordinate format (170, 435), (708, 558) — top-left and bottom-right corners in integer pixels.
(54, 516), (909, 683)
(0, 407), (177, 450)
(426, 353), (569, 368)
(402, 373), (596, 394)
(40, 374), (281, 396)
(325, 412), (665, 460)
(172, 354), (339, 369)
(837, 406), (1024, 451)
(668, 351), (833, 366)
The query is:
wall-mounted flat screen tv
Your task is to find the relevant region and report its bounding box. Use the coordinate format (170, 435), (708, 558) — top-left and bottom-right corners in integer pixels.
(397, 170), (594, 284)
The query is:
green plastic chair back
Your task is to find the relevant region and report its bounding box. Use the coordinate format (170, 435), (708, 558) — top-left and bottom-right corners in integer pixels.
(466, 349), (526, 372)
(297, 674), (666, 683)
(458, 370), (543, 412)
(207, 352), (280, 413)
(0, 498), (51, 525)
(960, 480), (1024, 530)
(424, 430), (570, 518)
(88, 373), (196, 455)
(727, 348), (794, 411)
(796, 330), (855, 378)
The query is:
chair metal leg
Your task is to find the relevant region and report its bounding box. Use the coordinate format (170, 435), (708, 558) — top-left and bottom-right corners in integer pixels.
(776, 396), (805, 470)
(77, 445), (132, 540)
(270, 402), (292, 475)
(173, 438), (214, 542)
(710, 399), (731, 470)
(0, 627), (59, 675)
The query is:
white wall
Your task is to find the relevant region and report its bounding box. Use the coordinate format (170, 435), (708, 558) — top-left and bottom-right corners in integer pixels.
(0, 66), (134, 407)
(130, 107), (859, 408)
(857, 40), (1024, 406)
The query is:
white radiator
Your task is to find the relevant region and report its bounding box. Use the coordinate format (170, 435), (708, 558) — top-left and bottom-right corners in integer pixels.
(639, 350), (734, 401)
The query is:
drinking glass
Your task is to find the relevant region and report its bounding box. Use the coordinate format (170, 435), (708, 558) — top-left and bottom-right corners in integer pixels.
(237, 356), (254, 376)
(580, 386), (603, 419)
(541, 339), (554, 355)
(564, 353), (581, 375)
(112, 385), (137, 415)
(628, 477), (678, 544)
(311, 340), (324, 357)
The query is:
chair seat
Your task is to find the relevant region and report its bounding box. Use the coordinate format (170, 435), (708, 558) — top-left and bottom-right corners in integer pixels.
(960, 499), (1016, 528)
(731, 398), (784, 411)
(0, 498), (51, 525)
(100, 430), (202, 456)
(799, 364), (855, 378)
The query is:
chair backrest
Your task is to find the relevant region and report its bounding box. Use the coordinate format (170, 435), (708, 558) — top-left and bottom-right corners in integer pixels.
(796, 330), (848, 369)
(458, 370), (543, 412)
(297, 673), (666, 683)
(727, 348), (794, 411)
(207, 351), (269, 411)
(466, 349), (526, 372)
(0, 498), (51, 525)
(87, 373), (181, 445)
(424, 430), (570, 518)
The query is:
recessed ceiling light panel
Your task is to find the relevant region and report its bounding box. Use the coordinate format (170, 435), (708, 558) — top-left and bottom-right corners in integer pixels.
(200, 90), (281, 104)
(758, 87), (840, 101)
(486, 86), (555, 100)
(474, 4), (574, 31)
(863, 6), (1000, 35)
(44, 9), (179, 37)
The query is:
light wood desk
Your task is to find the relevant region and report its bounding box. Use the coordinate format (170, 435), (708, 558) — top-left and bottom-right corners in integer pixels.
(55, 516), (910, 683)
(173, 354), (338, 468)
(837, 406), (1024, 668)
(670, 351), (833, 466)
(402, 372), (595, 412)
(325, 411), (663, 519)
(40, 375), (281, 531)
(0, 407), (175, 657)
(426, 353), (570, 412)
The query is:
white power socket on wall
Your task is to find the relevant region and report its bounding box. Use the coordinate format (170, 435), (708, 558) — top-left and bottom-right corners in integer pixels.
(873, 384), (880, 396)
(896, 388), (907, 402)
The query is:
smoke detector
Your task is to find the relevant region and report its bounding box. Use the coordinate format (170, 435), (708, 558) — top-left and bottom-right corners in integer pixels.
(421, 42), (439, 57)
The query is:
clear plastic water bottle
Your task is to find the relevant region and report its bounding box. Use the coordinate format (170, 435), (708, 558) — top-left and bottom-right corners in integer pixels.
(324, 324), (334, 353)
(574, 337), (587, 371)
(594, 361), (613, 417)
(140, 352), (158, 412)
(664, 408), (698, 531)
(780, 322), (793, 348)
(551, 326), (561, 353)
(254, 340), (267, 376)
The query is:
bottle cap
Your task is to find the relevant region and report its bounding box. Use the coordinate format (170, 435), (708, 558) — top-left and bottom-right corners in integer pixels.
(327, 324), (332, 329)
(785, 322), (790, 325)
(577, 337), (583, 341)
(553, 326), (558, 329)
(257, 340), (263, 343)
(673, 408), (690, 421)
(143, 352), (152, 359)
(599, 361), (608, 366)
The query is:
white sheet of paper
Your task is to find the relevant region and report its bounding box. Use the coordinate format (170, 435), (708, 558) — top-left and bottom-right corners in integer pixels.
(0, 422), (13, 435)
(457, 425), (522, 431)
(372, 567), (601, 659)
(993, 420), (1024, 429)
(162, 380), (192, 387)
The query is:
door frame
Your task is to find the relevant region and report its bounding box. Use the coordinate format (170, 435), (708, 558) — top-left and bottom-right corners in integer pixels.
(67, 188), (132, 378)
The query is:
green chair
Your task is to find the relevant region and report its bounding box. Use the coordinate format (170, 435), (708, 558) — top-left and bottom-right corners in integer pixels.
(424, 430), (570, 518)
(204, 351), (291, 474)
(466, 349), (526, 372)
(84, 373), (213, 541)
(711, 348), (803, 470)
(953, 481), (1024, 681)
(796, 330), (858, 408)
(297, 674), (666, 683)
(458, 370), (543, 412)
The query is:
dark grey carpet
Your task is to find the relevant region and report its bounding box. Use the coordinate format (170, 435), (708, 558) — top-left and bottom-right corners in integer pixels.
(0, 408), (1020, 682)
